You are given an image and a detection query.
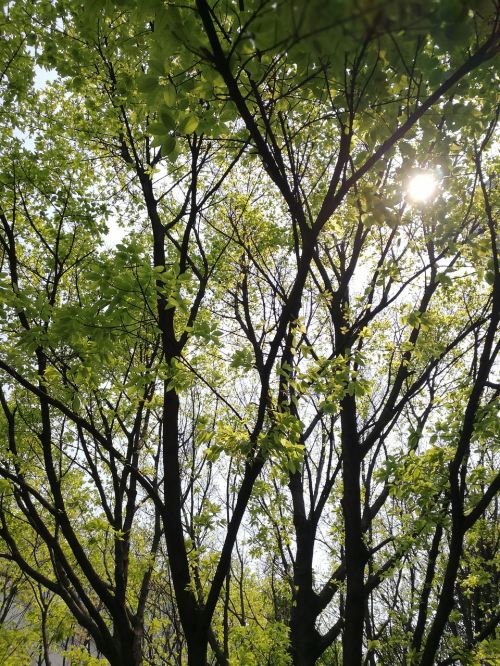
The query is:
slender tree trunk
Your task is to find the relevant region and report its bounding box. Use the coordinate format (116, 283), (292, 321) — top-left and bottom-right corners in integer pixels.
(419, 531), (464, 666)
(130, 624), (144, 666)
(290, 561), (319, 666)
(143, 171), (212, 666)
(40, 607), (52, 666)
(289, 473), (320, 666)
(341, 393), (365, 666)
(411, 523), (443, 659)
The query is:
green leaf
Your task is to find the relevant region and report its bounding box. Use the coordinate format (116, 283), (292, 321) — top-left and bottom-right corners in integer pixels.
(161, 135), (176, 155)
(159, 109), (176, 130)
(182, 115), (199, 134)
(163, 85), (176, 106)
(137, 74), (158, 93)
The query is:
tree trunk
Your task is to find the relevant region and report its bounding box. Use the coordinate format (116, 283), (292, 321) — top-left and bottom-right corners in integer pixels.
(290, 583), (319, 666)
(130, 625), (144, 666)
(419, 531), (464, 666)
(411, 523), (443, 658)
(186, 633), (208, 666)
(341, 393), (365, 666)
(289, 472), (320, 666)
(110, 621), (144, 666)
(290, 619), (319, 666)
(40, 606), (52, 666)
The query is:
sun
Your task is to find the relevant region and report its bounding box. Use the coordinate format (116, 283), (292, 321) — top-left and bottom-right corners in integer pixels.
(407, 172), (438, 203)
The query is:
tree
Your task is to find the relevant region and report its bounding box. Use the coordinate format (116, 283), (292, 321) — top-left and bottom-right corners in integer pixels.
(0, 1), (499, 665)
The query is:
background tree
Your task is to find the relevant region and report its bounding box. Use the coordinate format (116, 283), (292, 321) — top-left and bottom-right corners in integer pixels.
(0, 1), (498, 665)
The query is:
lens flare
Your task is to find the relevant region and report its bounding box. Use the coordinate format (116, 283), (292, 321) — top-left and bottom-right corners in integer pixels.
(407, 173), (437, 203)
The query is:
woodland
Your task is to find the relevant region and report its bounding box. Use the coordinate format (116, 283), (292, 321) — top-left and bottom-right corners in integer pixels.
(0, 1), (498, 665)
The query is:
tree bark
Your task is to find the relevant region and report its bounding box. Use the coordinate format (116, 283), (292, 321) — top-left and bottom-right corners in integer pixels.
(186, 631), (208, 666)
(419, 531), (464, 666)
(289, 472), (320, 666)
(341, 393), (365, 666)
(411, 523), (443, 658)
